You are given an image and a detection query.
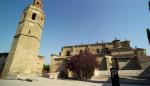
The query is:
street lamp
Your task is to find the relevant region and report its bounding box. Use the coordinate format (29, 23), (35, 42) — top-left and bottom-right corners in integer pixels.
(148, 0), (150, 10)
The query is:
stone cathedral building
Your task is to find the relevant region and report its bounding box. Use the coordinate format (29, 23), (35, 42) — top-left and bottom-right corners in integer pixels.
(1, 0), (45, 79)
(50, 39), (150, 78)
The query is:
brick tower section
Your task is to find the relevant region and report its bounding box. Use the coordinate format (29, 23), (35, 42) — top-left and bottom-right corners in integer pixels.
(1, 0), (45, 79)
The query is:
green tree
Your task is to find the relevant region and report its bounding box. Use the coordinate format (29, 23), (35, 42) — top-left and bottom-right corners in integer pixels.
(43, 64), (50, 72)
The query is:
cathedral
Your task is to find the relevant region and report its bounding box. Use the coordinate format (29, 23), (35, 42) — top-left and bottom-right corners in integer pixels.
(0, 0), (45, 79)
(50, 39), (150, 78)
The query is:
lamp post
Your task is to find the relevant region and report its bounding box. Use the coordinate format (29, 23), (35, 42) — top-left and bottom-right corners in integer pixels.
(106, 55), (120, 86)
(110, 67), (120, 86)
(148, 0), (150, 10)
(147, 1), (150, 44)
(146, 29), (150, 44)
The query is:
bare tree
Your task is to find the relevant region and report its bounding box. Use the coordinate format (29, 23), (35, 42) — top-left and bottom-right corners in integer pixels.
(65, 49), (98, 80)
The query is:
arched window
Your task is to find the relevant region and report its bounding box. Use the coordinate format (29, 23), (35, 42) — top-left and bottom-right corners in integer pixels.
(32, 13), (36, 20)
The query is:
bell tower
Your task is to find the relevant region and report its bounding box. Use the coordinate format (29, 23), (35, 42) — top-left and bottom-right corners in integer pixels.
(1, 0), (45, 79)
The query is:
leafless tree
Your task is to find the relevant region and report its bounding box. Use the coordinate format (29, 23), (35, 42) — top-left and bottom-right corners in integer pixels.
(65, 49), (98, 80)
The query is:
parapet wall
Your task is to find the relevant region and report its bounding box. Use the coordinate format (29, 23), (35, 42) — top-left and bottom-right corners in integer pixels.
(94, 70), (150, 78)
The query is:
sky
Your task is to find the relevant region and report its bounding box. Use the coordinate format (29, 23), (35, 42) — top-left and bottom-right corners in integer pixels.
(0, 0), (150, 64)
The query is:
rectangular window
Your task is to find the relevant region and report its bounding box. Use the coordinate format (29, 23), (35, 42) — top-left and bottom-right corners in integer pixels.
(28, 30), (31, 34)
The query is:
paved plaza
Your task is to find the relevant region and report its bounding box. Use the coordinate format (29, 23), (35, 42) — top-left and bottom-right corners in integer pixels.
(0, 77), (149, 86)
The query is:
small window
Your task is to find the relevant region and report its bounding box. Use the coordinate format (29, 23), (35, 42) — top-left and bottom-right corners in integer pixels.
(141, 52), (144, 55)
(66, 51), (70, 56)
(80, 50), (83, 55)
(37, 2), (40, 5)
(96, 49), (100, 54)
(32, 13), (36, 20)
(41, 17), (43, 21)
(28, 30), (30, 34)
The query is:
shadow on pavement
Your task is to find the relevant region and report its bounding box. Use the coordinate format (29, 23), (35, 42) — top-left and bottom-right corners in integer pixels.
(87, 77), (150, 85)
(119, 78), (150, 85)
(138, 66), (150, 79)
(86, 79), (110, 86)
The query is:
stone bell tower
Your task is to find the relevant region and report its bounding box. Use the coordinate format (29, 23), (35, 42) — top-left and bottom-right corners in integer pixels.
(1, 0), (45, 79)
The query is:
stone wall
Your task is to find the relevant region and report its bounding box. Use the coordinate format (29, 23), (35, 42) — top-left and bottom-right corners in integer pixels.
(94, 70), (150, 79)
(111, 50), (134, 55)
(117, 58), (141, 70)
(0, 53), (8, 76)
(98, 57), (107, 70)
(36, 56), (44, 76)
(94, 70), (150, 78)
(50, 39), (148, 79)
(50, 55), (65, 73)
(50, 73), (59, 79)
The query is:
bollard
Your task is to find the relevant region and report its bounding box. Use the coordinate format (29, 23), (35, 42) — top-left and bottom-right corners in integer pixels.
(110, 68), (120, 86)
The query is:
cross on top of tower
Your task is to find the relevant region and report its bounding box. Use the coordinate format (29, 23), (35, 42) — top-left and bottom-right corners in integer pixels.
(33, 0), (43, 9)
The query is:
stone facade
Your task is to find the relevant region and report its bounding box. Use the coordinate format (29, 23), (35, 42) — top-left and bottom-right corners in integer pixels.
(1, 0), (45, 79)
(50, 39), (148, 76)
(59, 39), (146, 70)
(50, 54), (67, 78)
(0, 52), (45, 78)
(0, 53), (8, 76)
(50, 54), (67, 73)
(36, 56), (45, 76)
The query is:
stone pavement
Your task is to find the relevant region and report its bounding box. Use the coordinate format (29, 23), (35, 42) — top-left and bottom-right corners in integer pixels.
(91, 77), (150, 85)
(0, 77), (150, 86)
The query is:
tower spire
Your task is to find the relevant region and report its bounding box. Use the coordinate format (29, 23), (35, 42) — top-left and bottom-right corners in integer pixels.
(33, 0), (43, 9)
